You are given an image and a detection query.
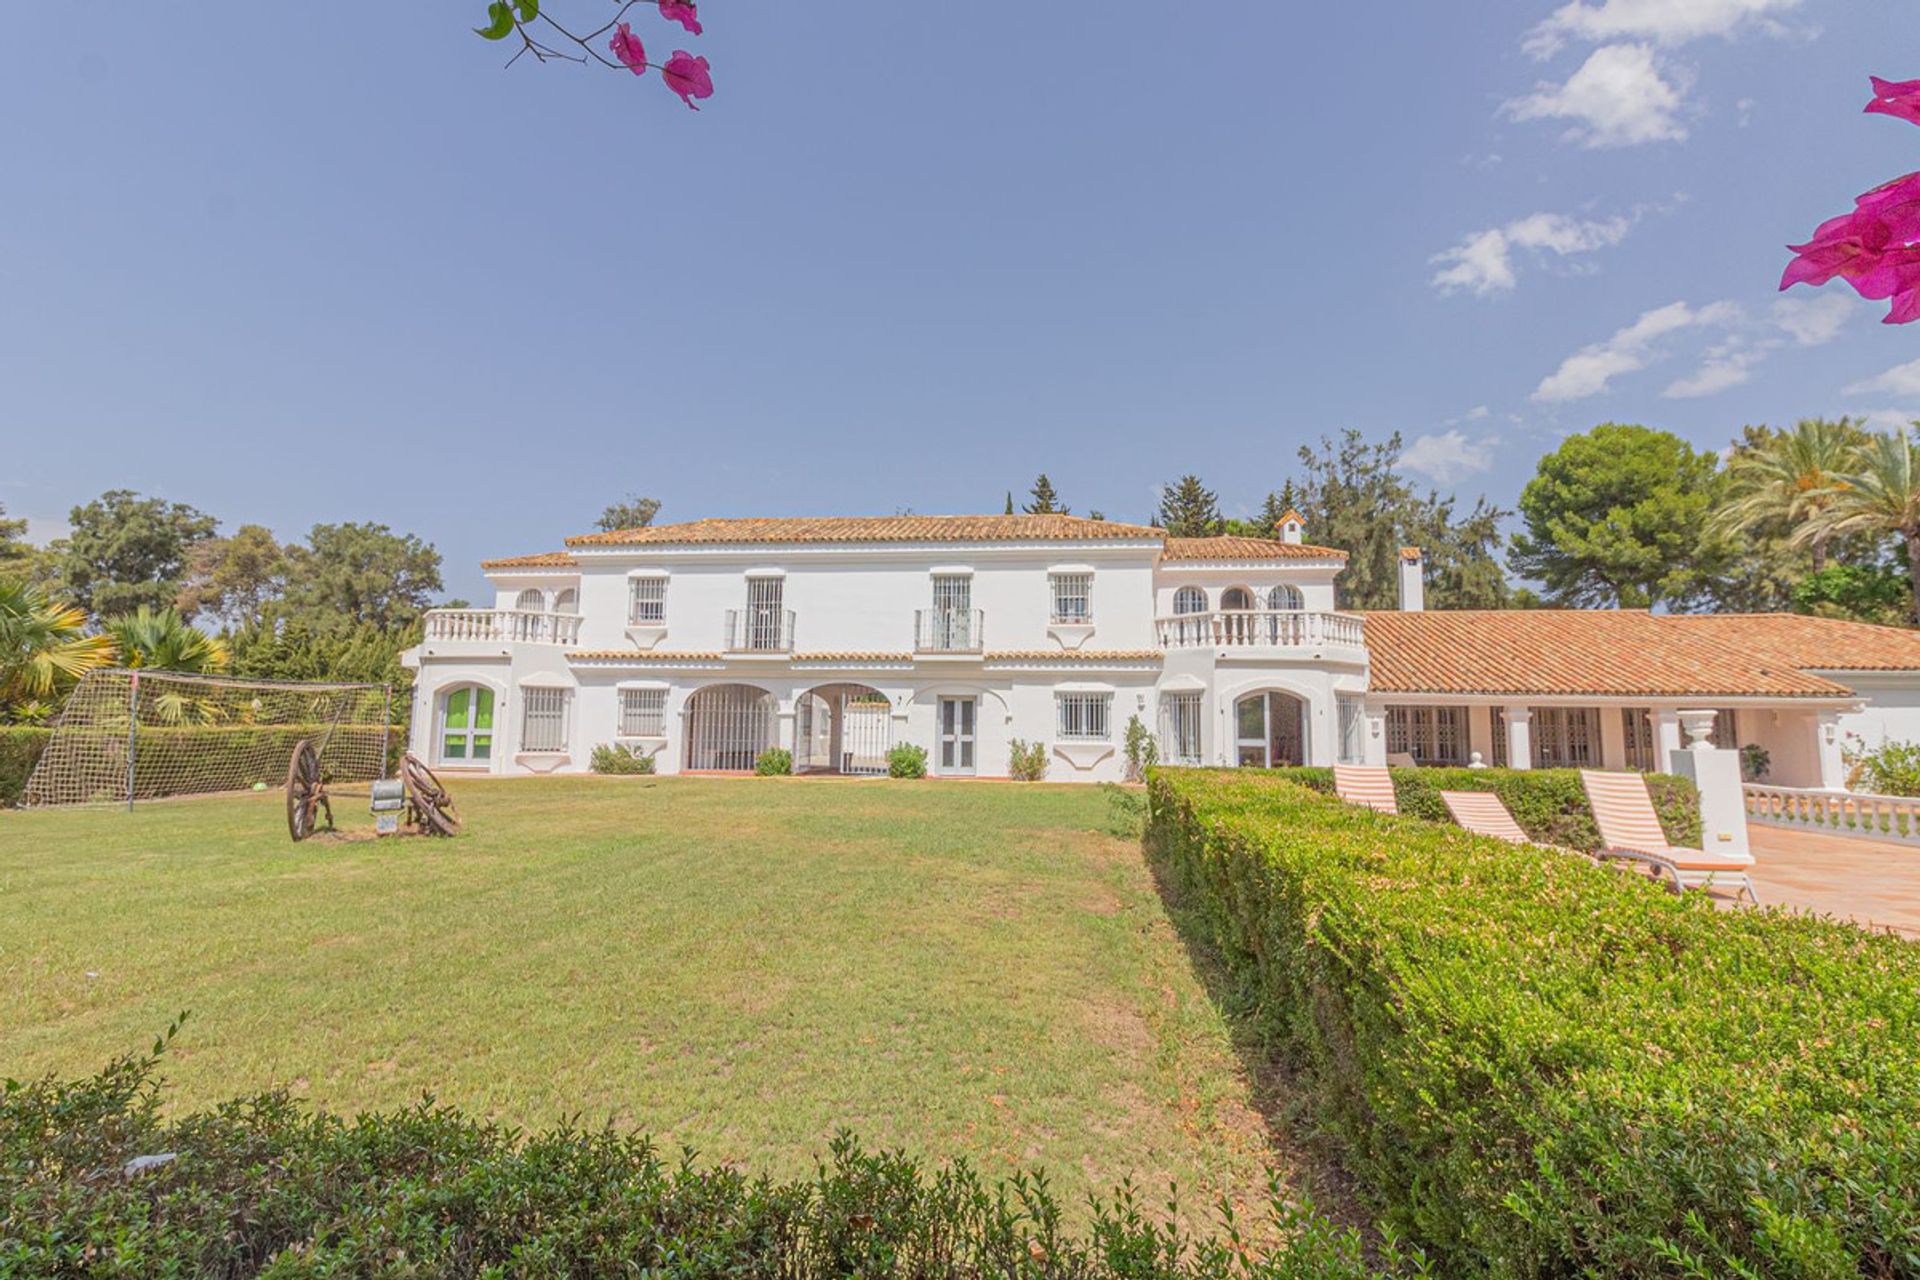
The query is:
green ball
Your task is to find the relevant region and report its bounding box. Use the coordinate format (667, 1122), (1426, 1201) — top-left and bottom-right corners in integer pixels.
(252, 782), (268, 792)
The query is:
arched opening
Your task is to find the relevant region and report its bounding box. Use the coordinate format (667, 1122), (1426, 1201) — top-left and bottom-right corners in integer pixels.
(1234, 690), (1308, 768)
(1267, 584), (1303, 611)
(436, 684), (496, 764)
(1173, 585), (1207, 615)
(795, 683), (893, 775)
(685, 683), (775, 771)
(552, 587), (578, 614)
(514, 588), (545, 613)
(1221, 586), (1254, 611)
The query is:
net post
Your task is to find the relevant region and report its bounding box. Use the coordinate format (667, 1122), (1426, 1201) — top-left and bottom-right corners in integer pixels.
(124, 670), (139, 812)
(381, 684), (394, 778)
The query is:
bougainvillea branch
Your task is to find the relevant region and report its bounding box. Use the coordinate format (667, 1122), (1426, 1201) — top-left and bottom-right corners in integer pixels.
(1781, 78), (1920, 324)
(474, 0), (714, 110)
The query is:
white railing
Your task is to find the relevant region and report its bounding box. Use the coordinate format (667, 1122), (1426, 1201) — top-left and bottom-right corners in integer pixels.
(725, 607), (796, 653)
(1156, 610), (1365, 650)
(423, 609), (582, 646)
(1744, 783), (1920, 844)
(915, 608), (984, 653)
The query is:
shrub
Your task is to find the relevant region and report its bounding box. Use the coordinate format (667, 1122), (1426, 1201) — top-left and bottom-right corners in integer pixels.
(1007, 738), (1048, 781)
(0, 1025), (1429, 1279)
(590, 743), (657, 775)
(1264, 765), (1699, 851)
(755, 746), (793, 776)
(887, 742), (928, 779)
(1146, 767), (1920, 1276)
(0, 726), (49, 806)
(1852, 738), (1920, 796)
(1740, 741), (1772, 782)
(1122, 715), (1157, 782)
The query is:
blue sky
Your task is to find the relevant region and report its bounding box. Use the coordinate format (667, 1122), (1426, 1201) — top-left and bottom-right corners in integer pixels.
(3, 1), (1917, 600)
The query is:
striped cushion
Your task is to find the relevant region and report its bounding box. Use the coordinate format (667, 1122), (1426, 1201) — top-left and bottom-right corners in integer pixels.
(1581, 769), (1687, 855)
(1440, 790), (1530, 844)
(1334, 765), (1399, 815)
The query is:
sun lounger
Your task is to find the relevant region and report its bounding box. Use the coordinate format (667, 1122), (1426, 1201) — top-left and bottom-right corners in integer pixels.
(1333, 764), (1398, 815)
(1580, 769), (1759, 903)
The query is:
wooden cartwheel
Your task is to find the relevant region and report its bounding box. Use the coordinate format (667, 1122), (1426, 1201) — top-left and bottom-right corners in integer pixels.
(401, 752), (460, 837)
(286, 738), (334, 841)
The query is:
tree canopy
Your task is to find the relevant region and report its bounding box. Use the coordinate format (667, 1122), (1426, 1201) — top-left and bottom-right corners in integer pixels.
(595, 495), (662, 534)
(1156, 476), (1222, 538)
(51, 490), (217, 617)
(1023, 474), (1067, 515)
(277, 523), (444, 632)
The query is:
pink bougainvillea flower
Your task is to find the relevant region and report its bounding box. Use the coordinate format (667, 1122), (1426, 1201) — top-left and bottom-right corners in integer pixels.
(658, 0), (703, 36)
(662, 51), (713, 110)
(1856, 171), (1920, 245)
(1866, 76), (1920, 126)
(1782, 213), (1893, 290)
(609, 21), (648, 76)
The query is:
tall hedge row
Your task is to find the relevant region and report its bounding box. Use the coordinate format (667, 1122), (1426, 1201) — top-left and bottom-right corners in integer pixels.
(1262, 765), (1700, 852)
(0, 1034), (1432, 1279)
(1146, 767), (1920, 1278)
(0, 726), (49, 806)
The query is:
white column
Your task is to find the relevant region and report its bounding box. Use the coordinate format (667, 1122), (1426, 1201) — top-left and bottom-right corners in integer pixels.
(1651, 709), (1683, 772)
(1669, 713), (1751, 858)
(1362, 709), (1388, 766)
(1815, 710), (1848, 791)
(1503, 705), (1533, 770)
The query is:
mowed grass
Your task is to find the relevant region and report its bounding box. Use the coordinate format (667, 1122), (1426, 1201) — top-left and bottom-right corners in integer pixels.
(0, 777), (1292, 1213)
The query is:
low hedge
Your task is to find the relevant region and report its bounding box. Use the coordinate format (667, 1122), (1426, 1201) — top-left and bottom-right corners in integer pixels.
(0, 726), (50, 806)
(1264, 765), (1699, 852)
(0, 1028), (1431, 1279)
(1146, 768), (1920, 1277)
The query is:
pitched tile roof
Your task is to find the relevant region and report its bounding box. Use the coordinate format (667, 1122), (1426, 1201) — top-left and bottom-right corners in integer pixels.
(566, 514), (1164, 548)
(481, 551), (578, 569)
(1160, 536), (1347, 562)
(1662, 613), (1920, 672)
(1360, 610), (1866, 699)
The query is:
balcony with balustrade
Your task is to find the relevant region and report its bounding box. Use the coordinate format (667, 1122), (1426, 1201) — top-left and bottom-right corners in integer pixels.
(423, 608), (583, 646)
(1155, 609), (1365, 654)
(725, 607), (797, 654)
(915, 608), (984, 655)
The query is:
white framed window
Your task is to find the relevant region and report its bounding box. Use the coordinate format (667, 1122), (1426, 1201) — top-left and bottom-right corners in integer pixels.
(1173, 586), (1206, 615)
(437, 684), (495, 763)
(1336, 694), (1366, 765)
(520, 687), (570, 753)
(552, 587), (577, 614)
(1385, 706), (1468, 765)
(1050, 573), (1092, 623)
(619, 688), (667, 737)
(514, 588), (545, 612)
(1533, 707), (1601, 769)
(1267, 584), (1303, 611)
(628, 576), (667, 625)
(1056, 692), (1111, 741)
(1159, 692), (1202, 765)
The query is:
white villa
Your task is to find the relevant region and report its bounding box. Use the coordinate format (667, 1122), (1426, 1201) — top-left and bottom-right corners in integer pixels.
(402, 513), (1920, 789)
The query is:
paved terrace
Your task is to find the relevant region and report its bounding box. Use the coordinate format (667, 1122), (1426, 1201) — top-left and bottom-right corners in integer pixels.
(1736, 826), (1920, 938)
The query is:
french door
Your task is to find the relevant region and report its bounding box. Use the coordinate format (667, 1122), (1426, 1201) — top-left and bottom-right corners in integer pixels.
(746, 577), (784, 650)
(938, 696), (976, 775)
(930, 576), (973, 650)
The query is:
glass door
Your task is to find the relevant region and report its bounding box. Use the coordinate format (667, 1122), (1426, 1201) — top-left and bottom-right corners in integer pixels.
(939, 696), (976, 774)
(931, 576), (972, 650)
(746, 577), (784, 650)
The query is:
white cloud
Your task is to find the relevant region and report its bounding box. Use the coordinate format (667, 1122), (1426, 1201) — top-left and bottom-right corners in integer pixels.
(1430, 211), (1633, 295)
(1858, 409), (1920, 433)
(1532, 300), (1740, 402)
(1505, 44), (1690, 148)
(1845, 358), (1920, 397)
(1525, 0), (1803, 58)
(1399, 430), (1497, 484)
(1772, 292), (1856, 347)
(1664, 336), (1774, 398)
(1465, 405), (1491, 420)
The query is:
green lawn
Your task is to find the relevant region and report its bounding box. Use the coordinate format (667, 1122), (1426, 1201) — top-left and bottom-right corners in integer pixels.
(0, 777), (1304, 1216)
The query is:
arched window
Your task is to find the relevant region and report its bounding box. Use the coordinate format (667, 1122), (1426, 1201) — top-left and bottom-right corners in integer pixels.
(1221, 587), (1254, 611)
(514, 588), (545, 613)
(1267, 584), (1303, 611)
(438, 685), (495, 763)
(552, 587), (578, 614)
(1173, 586), (1207, 615)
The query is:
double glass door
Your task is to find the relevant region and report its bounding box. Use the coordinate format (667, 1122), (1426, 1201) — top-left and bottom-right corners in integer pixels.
(938, 696), (976, 774)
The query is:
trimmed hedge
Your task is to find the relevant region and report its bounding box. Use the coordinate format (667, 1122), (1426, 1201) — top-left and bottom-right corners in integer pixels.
(1146, 768), (1920, 1277)
(0, 726), (50, 806)
(0, 1031), (1431, 1279)
(1264, 765), (1700, 852)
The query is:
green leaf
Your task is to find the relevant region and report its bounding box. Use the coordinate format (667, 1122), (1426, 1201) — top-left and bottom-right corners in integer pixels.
(474, 2), (516, 40)
(514, 0), (539, 21)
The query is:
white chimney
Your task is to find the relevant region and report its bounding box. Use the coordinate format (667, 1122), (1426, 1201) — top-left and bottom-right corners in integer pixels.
(1397, 546), (1425, 612)
(1277, 508), (1305, 545)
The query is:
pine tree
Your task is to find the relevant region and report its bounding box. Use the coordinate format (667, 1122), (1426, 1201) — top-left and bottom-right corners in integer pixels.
(1023, 474), (1067, 515)
(1004, 492), (1015, 515)
(1156, 476), (1222, 537)
(1257, 482), (1303, 538)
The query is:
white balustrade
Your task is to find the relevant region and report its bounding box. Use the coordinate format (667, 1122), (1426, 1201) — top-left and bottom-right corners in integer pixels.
(423, 609), (582, 646)
(1155, 610), (1365, 651)
(1743, 783), (1920, 844)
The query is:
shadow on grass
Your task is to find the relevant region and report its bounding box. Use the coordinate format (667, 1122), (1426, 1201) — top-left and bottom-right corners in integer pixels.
(1137, 831), (1377, 1241)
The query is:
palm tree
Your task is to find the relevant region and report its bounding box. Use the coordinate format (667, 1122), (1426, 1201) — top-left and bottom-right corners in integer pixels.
(1807, 429), (1920, 622)
(1717, 419), (1862, 572)
(0, 581), (116, 721)
(103, 607), (231, 723)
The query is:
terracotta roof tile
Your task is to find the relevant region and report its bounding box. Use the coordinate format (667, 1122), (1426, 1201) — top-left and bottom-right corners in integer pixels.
(566, 514), (1164, 548)
(792, 652), (914, 663)
(566, 650), (724, 663)
(481, 551), (577, 570)
(1160, 536), (1346, 562)
(984, 649), (1163, 662)
(1361, 610), (1861, 699)
(1662, 613), (1920, 672)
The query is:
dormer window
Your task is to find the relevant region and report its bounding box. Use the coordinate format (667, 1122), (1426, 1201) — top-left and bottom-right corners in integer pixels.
(1050, 572), (1092, 623)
